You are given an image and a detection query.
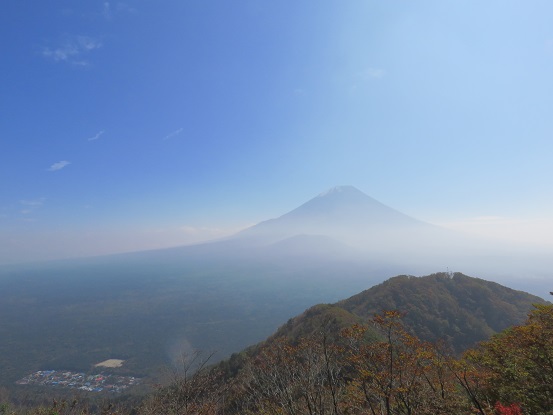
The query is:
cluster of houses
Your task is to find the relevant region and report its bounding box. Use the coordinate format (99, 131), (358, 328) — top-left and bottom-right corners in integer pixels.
(16, 370), (140, 393)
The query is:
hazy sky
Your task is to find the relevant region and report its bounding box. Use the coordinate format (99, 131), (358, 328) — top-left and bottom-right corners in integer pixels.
(2, 1), (553, 264)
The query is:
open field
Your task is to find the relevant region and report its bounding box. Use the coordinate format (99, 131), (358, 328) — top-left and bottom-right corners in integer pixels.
(95, 359), (124, 368)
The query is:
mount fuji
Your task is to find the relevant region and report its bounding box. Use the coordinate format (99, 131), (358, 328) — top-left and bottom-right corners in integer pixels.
(234, 185), (433, 243)
(220, 185), (464, 265)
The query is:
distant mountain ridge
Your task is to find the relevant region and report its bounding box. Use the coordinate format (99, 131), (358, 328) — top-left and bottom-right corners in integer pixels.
(125, 185), (550, 295)
(35, 185), (535, 286)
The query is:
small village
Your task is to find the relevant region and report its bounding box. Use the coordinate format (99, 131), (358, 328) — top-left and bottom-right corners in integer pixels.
(16, 370), (140, 393)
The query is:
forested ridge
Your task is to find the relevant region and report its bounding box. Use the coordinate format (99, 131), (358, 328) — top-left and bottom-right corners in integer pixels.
(2, 273), (551, 415)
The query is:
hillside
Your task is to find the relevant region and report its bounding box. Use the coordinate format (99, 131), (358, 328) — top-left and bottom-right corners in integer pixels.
(155, 272), (551, 415)
(258, 272), (547, 354)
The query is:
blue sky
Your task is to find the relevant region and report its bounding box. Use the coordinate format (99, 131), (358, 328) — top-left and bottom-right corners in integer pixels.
(2, 1), (553, 263)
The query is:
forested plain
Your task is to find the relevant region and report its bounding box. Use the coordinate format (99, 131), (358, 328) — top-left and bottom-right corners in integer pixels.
(0, 252), (378, 390)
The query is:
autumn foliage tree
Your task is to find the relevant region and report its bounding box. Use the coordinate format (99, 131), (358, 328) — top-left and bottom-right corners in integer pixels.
(231, 311), (477, 415)
(138, 351), (226, 415)
(341, 310), (467, 415)
(234, 333), (345, 415)
(132, 303), (553, 415)
(466, 304), (553, 415)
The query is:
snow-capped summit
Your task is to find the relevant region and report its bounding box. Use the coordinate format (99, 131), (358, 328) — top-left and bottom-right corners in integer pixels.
(233, 186), (442, 253)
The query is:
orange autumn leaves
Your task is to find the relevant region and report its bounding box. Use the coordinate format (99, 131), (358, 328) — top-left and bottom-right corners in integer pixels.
(141, 305), (552, 415)
(236, 307), (553, 415)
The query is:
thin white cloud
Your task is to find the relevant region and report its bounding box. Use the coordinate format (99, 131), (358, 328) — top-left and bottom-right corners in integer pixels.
(78, 36), (102, 51)
(48, 161), (71, 171)
(437, 216), (553, 248)
(103, 2), (112, 19)
(179, 224), (248, 240)
(20, 198), (45, 207)
(546, 39), (553, 54)
(180, 225), (218, 235)
(361, 67), (386, 80)
(163, 128), (184, 141)
(19, 198), (45, 216)
(349, 67), (386, 94)
(117, 2), (138, 13)
(43, 45), (78, 62)
(87, 130), (105, 141)
(103, 2), (137, 19)
(42, 36), (102, 65)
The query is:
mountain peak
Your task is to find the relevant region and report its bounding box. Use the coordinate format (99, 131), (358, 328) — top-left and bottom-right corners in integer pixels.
(234, 185), (433, 249)
(317, 185), (364, 197)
